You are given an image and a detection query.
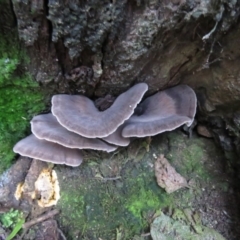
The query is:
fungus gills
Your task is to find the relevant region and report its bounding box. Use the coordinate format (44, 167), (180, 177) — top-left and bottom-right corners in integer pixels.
(13, 84), (197, 167)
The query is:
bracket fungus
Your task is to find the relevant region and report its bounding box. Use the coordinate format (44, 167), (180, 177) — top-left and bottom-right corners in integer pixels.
(13, 83), (197, 167)
(31, 113), (117, 152)
(51, 83), (148, 138)
(13, 135), (83, 167)
(122, 85), (197, 138)
(102, 125), (130, 147)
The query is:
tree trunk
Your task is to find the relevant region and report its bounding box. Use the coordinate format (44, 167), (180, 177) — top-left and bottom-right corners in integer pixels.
(9, 0), (240, 157)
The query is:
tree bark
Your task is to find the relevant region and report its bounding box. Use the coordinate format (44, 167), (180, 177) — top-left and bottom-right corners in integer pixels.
(8, 0), (240, 156)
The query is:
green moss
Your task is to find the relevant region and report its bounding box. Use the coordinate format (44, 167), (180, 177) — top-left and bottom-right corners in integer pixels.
(0, 29), (46, 173)
(181, 144), (205, 176)
(58, 177), (125, 239)
(126, 189), (160, 218)
(59, 189), (85, 228)
(165, 132), (210, 180)
(57, 161), (174, 239)
(125, 174), (172, 224)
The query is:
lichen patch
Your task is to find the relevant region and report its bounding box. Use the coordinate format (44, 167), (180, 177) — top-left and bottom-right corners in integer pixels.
(34, 169), (60, 208)
(14, 182), (24, 201)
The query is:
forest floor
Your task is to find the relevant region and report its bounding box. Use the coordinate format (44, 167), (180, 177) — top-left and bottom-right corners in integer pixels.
(55, 130), (240, 240)
(0, 130), (240, 240)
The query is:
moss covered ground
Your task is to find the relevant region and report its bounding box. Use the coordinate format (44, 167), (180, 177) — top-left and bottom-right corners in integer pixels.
(0, 22), (47, 173)
(56, 131), (229, 239)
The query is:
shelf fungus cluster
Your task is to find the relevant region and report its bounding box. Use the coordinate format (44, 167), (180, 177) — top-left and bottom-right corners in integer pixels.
(13, 83), (197, 167)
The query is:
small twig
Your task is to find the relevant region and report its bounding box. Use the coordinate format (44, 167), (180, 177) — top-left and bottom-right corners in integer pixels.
(58, 228), (67, 240)
(23, 209), (60, 229)
(202, 6), (224, 41)
(207, 206), (218, 213)
(95, 175), (122, 181)
(141, 232), (151, 237)
(202, 21), (218, 41)
(196, 39), (222, 72)
(109, 150), (120, 161)
(102, 176), (121, 181)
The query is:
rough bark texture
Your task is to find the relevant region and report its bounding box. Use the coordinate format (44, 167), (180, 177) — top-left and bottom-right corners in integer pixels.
(9, 0), (240, 160)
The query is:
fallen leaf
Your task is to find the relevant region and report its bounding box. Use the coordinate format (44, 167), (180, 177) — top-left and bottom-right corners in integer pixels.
(154, 154), (187, 193)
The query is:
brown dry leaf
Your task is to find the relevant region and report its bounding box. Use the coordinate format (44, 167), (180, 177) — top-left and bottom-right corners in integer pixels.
(154, 154), (187, 193)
